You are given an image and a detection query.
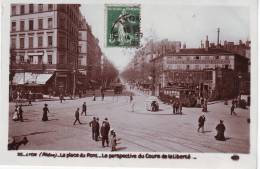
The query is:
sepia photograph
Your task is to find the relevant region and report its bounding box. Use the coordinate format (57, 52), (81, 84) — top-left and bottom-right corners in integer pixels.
(0, 0), (258, 168)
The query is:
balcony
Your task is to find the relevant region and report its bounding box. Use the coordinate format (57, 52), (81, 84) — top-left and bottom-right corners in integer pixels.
(10, 63), (74, 71)
(11, 63), (45, 71)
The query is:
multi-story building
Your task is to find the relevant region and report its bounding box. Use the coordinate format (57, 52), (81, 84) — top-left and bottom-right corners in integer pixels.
(78, 17), (87, 70)
(86, 23), (101, 86)
(10, 4), (81, 95)
(153, 37), (249, 99)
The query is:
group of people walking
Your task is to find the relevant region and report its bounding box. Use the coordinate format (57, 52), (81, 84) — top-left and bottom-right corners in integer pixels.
(89, 117), (118, 151)
(12, 99), (119, 151)
(64, 100), (119, 151)
(172, 100), (182, 115)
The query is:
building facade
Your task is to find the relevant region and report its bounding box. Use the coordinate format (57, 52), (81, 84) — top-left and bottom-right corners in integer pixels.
(10, 4), (81, 95)
(154, 47), (249, 99)
(86, 23), (102, 86)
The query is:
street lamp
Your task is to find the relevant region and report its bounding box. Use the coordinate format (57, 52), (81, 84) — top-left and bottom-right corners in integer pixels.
(238, 74), (242, 97)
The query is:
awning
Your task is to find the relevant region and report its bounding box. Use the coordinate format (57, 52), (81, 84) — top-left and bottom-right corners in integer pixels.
(89, 80), (98, 83)
(12, 73), (53, 85)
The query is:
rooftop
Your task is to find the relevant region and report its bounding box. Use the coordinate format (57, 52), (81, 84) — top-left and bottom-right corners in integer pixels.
(168, 48), (233, 55)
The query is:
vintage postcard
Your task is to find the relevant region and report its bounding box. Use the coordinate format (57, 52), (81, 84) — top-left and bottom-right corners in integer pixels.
(0, 0), (257, 168)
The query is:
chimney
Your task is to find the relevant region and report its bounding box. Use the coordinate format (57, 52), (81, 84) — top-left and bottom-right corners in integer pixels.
(183, 43), (186, 49)
(201, 40), (203, 48)
(239, 40), (243, 46)
(210, 43), (215, 48)
(217, 28), (220, 47)
(205, 35), (209, 51)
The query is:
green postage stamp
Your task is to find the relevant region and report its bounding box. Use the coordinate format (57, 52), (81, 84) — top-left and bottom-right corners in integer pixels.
(105, 4), (141, 47)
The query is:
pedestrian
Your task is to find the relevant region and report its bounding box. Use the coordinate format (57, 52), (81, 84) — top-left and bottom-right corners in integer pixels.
(81, 102), (87, 116)
(110, 129), (118, 151)
(179, 101), (182, 114)
(202, 104), (206, 112)
(197, 114), (206, 133)
(12, 105), (19, 121)
(200, 98), (204, 107)
(215, 120), (226, 141)
(18, 105), (24, 122)
(60, 94), (63, 103)
(101, 122), (110, 147)
(101, 89), (105, 101)
(42, 104), (49, 121)
(89, 117), (98, 141)
(232, 99), (235, 106)
(151, 101), (156, 111)
(93, 93), (96, 101)
(175, 101), (179, 114)
(129, 94), (133, 103)
(96, 117), (100, 140)
(28, 91), (32, 106)
(172, 101), (176, 114)
(73, 108), (82, 125)
(230, 104), (236, 115)
(102, 118), (110, 146)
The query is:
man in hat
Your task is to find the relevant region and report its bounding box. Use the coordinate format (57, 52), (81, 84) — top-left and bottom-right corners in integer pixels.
(96, 117), (100, 140)
(101, 122), (109, 147)
(81, 102), (87, 116)
(197, 114), (206, 133)
(73, 108), (82, 125)
(215, 120), (226, 141)
(101, 118), (110, 146)
(89, 117), (98, 141)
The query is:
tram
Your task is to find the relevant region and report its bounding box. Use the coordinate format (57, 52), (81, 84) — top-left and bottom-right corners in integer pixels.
(159, 86), (197, 107)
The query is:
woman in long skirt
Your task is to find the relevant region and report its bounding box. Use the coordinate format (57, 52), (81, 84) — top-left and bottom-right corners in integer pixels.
(42, 104), (49, 121)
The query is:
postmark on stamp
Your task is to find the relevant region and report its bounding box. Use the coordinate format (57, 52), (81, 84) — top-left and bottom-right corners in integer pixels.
(105, 4), (141, 47)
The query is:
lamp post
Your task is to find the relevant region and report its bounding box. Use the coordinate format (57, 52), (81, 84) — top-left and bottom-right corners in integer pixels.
(238, 74), (242, 97)
(151, 61), (156, 96)
(149, 41), (156, 96)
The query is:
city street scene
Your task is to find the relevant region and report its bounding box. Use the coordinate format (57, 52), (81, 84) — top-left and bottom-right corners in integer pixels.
(8, 3), (250, 153)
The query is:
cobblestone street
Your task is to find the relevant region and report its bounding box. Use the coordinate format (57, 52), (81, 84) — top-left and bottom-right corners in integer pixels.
(8, 89), (250, 153)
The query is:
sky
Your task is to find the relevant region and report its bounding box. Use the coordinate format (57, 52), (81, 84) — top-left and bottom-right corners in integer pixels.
(80, 4), (249, 72)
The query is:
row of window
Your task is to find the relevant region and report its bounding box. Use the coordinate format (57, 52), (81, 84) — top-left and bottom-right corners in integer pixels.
(11, 4), (54, 15)
(168, 55), (231, 61)
(11, 18), (53, 32)
(11, 35), (53, 49)
(171, 64), (231, 70)
(17, 55), (53, 64)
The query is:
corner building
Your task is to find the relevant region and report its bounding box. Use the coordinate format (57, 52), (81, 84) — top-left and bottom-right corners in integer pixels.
(10, 4), (81, 95)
